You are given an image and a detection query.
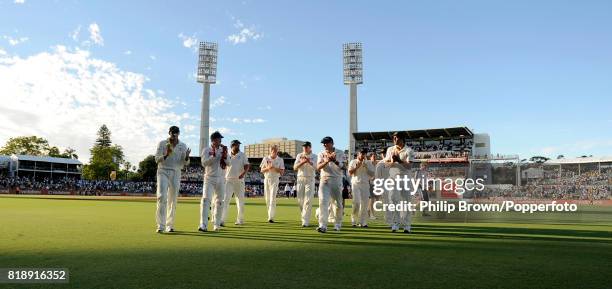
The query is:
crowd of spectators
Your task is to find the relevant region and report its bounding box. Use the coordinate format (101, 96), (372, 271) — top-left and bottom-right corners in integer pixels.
(414, 150), (470, 160)
(521, 171), (611, 200)
(470, 171), (611, 200)
(409, 140), (473, 153)
(180, 165), (271, 184)
(1, 163), (610, 201)
(0, 176), (294, 198)
(0, 176), (203, 196)
(408, 140), (473, 161)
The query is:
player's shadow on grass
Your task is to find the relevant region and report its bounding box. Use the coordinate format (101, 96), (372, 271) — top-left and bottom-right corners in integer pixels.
(205, 220), (611, 241)
(414, 224), (611, 240)
(238, 202), (299, 207)
(170, 222), (611, 246)
(170, 229), (431, 248)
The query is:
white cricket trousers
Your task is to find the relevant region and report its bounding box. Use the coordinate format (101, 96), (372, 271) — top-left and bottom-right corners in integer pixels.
(156, 168), (181, 230)
(381, 188), (392, 226)
(318, 177), (343, 229)
(389, 174), (412, 229)
(264, 176), (280, 221)
(351, 181), (370, 226)
(200, 176), (225, 229)
(222, 178), (245, 224)
(296, 176), (316, 226)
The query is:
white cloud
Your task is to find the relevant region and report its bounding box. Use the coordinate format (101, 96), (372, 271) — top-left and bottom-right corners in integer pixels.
(70, 25), (81, 42)
(124, 50), (132, 55)
(217, 117), (266, 124)
(149, 55), (156, 61)
(14, 0), (25, 4)
(184, 124), (196, 132)
(88, 23), (104, 46)
(3, 35), (29, 46)
(234, 19), (244, 29)
(178, 33), (198, 51)
(210, 127), (238, 136)
(0, 45), (188, 164)
(0, 48), (6, 56)
(211, 96), (228, 108)
(226, 19), (262, 45)
(540, 146), (558, 155)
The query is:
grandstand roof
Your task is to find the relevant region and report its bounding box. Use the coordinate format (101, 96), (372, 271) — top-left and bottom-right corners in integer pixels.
(11, 154), (82, 165)
(353, 127), (473, 141)
(544, 156), (612, 165)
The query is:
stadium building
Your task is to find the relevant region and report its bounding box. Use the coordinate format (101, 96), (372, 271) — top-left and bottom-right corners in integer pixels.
(353, 126), (489, 162)
(244, 138), (306, 158)
(0, 155), (12, 177)
(353, 127), (504, 196)
(543, 156), (612, 176)
(7, 154), (82, 179)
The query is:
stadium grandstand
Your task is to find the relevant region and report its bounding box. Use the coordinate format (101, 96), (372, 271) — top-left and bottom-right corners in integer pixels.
(353, 127), (489, 162)
(0, 155), (11, 177)
(544, 156), (612, 175)
(1, 154), (82, 179)
(353, 127), (490, 198)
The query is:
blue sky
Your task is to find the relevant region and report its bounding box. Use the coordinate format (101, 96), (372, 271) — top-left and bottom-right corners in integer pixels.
(1, 0), (611, 163)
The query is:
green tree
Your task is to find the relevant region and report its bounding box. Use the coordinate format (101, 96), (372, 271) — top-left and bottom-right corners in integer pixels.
(82, 125), (125, 180)
(0, 137), (79, 159)
(96, 124), (112, 147)
(0, 136), (51, 156)
(61, 147), (79, 159)
(117, 161), (139, 181)
(48, 146), (62, 157)
(529, 156), (550, 164)
(132, 155), (157, 181)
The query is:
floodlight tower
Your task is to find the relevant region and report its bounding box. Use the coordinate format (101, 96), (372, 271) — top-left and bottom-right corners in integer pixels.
(343, 42), (363, 161)
(197, 41), (218, 154)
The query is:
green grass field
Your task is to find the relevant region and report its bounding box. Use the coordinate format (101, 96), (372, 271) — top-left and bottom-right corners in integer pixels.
(1, 195), (611, 289)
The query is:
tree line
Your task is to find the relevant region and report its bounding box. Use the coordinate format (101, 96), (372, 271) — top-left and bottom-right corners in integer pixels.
(0, 124), (157, 181)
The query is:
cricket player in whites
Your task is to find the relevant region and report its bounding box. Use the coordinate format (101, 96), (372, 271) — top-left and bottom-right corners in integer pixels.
(154, 126), (191, 233)
(316, 136), (346, 233)
(199, 131), (230, 232)
(260, 145), (285, 223)
(374, 148), (392, 227)
(293, 141), (317, 227)
(348, 148), (375, 227)
(385, 131), (415, 233)
(221, 140), (250, 226)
